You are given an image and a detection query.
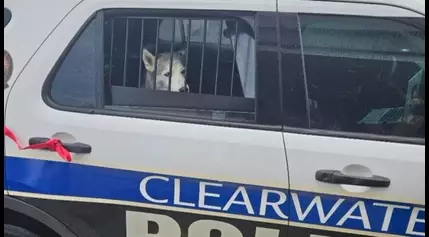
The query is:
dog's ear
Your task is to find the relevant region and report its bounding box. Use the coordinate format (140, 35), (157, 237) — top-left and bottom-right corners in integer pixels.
(177, 48), (187, 58)
(142, 49), (155, 72)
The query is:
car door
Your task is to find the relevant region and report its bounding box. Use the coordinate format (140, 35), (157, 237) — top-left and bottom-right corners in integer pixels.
(277, 1), (425, 237)
(4, 1), (291, 237)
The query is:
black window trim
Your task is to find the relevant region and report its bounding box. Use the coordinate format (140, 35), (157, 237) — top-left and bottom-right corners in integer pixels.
(110, 86), (255, 112)
(279, 12), (425, 145)
(283, 126), (425, 145)
(41, 9), (283, 132)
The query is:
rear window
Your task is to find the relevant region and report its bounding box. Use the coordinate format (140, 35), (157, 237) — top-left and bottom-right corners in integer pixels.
(4, 8), (11, 27)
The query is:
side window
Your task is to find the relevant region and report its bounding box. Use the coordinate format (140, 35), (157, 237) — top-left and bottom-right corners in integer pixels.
(45, 9), (281, 125)
(299, 14), (425, 139)
(49, 16), (100, 108)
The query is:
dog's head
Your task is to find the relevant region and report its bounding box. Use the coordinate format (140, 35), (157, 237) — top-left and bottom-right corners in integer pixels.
(142, 48), (189, 92)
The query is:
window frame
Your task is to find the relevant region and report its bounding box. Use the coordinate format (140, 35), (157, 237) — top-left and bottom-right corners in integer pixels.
(278, 12), (425, 145)
(42, 9), (283, 130)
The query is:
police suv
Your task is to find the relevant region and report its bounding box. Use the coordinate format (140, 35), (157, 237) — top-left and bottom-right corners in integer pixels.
(4, 0), (425, 236)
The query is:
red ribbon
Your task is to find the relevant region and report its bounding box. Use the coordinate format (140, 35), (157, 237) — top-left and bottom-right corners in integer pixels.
(4, 126), (72, 162)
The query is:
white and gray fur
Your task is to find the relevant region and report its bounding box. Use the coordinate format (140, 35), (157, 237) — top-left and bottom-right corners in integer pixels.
(142, 48), (189, 92)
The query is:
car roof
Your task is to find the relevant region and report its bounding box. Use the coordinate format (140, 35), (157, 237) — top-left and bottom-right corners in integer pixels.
(277, 0), (425, 15)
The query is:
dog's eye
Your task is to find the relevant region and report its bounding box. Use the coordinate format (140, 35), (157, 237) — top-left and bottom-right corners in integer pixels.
(164, 72), (171, 77)
(181, 69), (186, 75)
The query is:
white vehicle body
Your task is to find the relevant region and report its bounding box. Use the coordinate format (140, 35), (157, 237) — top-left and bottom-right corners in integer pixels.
(4, 0), (425, 236)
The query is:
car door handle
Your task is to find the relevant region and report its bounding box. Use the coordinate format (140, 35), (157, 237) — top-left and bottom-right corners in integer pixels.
(315, 169), (390, 188)
(29, 137), (92, 154)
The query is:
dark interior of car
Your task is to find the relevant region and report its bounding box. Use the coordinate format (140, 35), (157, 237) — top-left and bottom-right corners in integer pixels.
(305, 54), (423, 136)
(104, 17), (246, 97)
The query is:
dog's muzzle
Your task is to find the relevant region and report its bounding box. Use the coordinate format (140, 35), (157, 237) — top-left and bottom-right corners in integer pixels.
(179, 85), (190, 93)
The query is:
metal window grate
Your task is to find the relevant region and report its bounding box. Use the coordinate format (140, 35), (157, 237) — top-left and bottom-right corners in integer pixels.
(105, 16), (248, 98)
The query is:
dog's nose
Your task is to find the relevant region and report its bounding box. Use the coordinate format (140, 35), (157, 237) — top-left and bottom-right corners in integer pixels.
(179, 86), (189, 93)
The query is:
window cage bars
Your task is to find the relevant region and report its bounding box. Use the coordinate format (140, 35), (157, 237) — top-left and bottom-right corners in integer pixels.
(106, 16), (243, 97)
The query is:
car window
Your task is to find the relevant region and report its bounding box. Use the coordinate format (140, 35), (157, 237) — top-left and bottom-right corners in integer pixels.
(46, 10), (265, 124)
(299, 14), (425, 139)
(49, 16), (98, 108)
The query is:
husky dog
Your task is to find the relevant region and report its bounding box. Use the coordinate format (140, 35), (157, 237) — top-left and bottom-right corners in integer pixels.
(142, 48), (189, 92)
